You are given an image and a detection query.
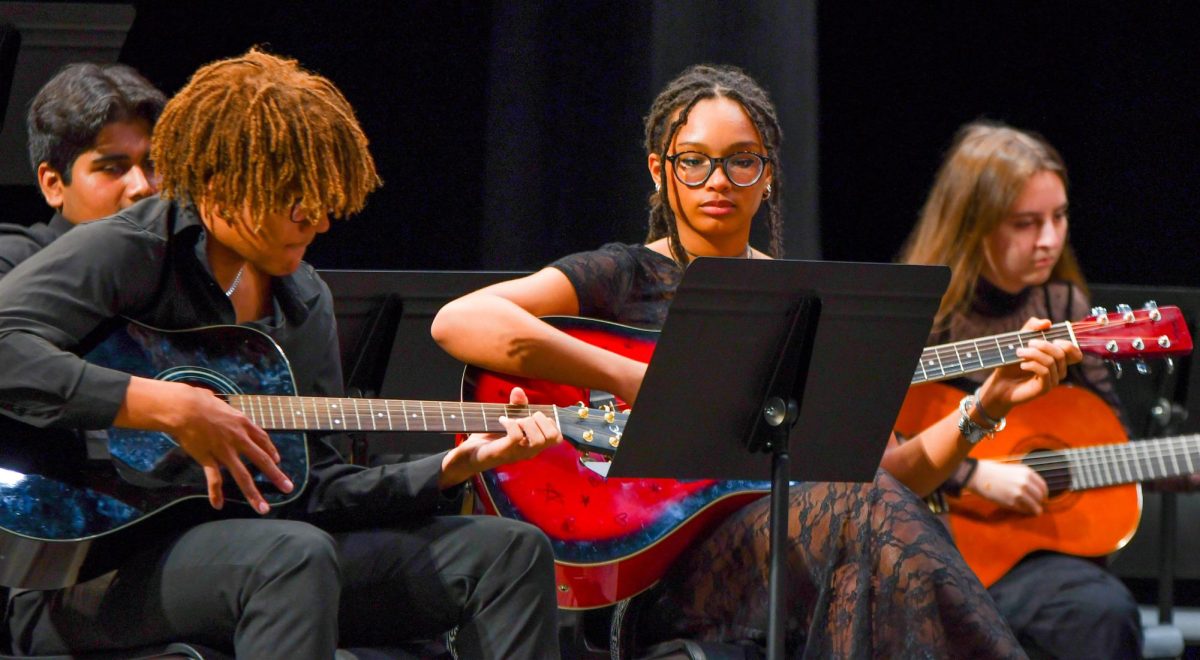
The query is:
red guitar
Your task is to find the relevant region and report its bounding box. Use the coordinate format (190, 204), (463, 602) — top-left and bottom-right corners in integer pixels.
(465, 305), (1192, 609)
(897, 382), (1200, 588)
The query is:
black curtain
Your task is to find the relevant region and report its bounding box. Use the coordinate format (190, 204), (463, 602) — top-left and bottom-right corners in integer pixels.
(651, 0), (820, 260)
(482, 0), (820, 270)
(0, 0), (820, 270)
(6, 1), (1195, 288)
(818, 3), (1200, 288)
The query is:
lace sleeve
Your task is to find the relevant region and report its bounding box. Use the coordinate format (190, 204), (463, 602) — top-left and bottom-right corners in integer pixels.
(549, 243), (639, 321)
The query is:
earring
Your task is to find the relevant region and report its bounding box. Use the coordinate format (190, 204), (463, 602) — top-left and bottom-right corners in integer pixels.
(763, 184), (772, 201)
(655, 182), (661, 192)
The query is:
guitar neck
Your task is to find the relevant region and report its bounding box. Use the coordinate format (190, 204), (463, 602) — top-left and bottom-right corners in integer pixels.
(912, 322), (1077, 384)
(226, 395), (556, 434)
(1023, 435), (1200, 490)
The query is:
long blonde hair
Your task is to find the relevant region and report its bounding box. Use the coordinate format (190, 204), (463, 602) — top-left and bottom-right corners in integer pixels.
(900, 121), (1086, 327)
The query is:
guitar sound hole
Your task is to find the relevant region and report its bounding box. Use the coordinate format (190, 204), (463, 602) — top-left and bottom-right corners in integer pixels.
(1020, 450), (1070, 497)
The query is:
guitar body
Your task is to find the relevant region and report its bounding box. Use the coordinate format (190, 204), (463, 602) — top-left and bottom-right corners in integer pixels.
(895, 383), (1140, 588)
(0, 322), (308, 589)
(463, 317), (769, 609)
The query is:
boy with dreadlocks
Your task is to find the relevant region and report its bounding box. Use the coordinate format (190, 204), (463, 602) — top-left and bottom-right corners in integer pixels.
(0, 49), (560, 658)
(0, 62), (165, 275)
(433, 63), (1078, 657)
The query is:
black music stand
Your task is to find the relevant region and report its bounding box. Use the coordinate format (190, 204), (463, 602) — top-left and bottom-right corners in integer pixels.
(608, 257), (948, 659)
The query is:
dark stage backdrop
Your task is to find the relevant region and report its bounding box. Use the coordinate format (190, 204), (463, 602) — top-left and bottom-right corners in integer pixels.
(0, 0), (818, 271)
(0, 1), (1195, 288)
(818, 3), (1200, 289)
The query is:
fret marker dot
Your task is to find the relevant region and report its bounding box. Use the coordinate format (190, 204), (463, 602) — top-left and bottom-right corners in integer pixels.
(376, 413), (385, 417)
(334, 419), (341, 425)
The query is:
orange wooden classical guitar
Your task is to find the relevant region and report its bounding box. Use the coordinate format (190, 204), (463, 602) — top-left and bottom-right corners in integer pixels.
(897, 382), (1200, 588)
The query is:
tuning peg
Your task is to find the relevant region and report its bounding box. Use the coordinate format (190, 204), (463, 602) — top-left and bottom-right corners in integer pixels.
(1111, 361), (1124, 379)
(1165, 357), (1175, 374)
(1151, 397), (1190, 430)
(1151, 398), (1171, 427)
(589, 389), (617, 409)
(1117, 304), (1134, 321)
(1091, 306), (1108, 323)
(1136, 360), (1151, 376)
(1144, 301), (1162, 321)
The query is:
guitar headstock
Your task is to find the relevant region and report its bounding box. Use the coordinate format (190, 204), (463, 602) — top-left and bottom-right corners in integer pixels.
(555, 402), (628, 458)
(1075, 302), (1193, 361)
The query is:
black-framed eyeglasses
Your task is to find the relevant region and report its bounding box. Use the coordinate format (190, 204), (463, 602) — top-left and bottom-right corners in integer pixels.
(663, 151), (771, 187)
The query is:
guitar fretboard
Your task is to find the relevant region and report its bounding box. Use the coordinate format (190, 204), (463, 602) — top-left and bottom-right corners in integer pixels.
(912, 322), (1075, 384)
(226, 396), (557, 433)
(1010, 435), (1200, 491)
(1066, 436), (1200, 489)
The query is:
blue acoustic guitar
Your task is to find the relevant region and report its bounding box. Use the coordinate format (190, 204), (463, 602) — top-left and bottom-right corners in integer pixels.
(0, 321), (625, 590)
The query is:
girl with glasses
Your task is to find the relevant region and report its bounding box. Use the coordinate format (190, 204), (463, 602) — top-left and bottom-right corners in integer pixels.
(433, 65), (1076, 657)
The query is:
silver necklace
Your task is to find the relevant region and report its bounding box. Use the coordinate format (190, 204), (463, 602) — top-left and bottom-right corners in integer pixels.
(224, 265), (246, 297)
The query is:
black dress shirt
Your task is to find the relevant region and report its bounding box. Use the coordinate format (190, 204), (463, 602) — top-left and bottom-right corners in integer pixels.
(0, 212), (74, 276)
(0, 196), (447, 528)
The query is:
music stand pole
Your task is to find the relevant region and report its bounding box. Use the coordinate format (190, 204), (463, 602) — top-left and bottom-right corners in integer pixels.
(764, 397), (797, 658)
(752, 296), (819, 660)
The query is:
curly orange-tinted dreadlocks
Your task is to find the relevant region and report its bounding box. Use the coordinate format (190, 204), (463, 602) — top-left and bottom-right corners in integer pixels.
(152, 48), (380, 230)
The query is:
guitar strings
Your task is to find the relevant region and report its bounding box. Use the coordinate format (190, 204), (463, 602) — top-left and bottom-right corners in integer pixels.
(205, 315), (1175, 441)
(919, 316), (1169, 368)
(980, 434), (1200, 467)
(216, 394), (618, 432)
(915, 315), (1179, 386)
(975, 436), (1200, 489)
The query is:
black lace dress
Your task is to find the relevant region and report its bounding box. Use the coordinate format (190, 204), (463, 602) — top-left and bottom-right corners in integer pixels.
(550, 243), (1026, 659)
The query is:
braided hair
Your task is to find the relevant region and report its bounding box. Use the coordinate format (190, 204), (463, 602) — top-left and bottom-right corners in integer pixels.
(152, 48), (381, 231)
(644, 64), (784, 263)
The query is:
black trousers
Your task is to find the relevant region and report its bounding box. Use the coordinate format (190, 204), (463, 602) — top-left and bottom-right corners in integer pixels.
(988, 552), (1142, 660)
(7, 515), (559, 658)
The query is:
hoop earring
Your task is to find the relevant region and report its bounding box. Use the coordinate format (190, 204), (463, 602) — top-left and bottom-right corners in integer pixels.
(655, 182), (661, 192)
(763, 184), (772, 201)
